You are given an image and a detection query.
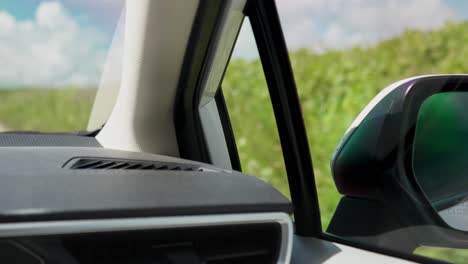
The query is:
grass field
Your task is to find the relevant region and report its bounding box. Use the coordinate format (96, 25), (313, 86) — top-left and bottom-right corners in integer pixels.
(223, 21), (468, 232)
(1, 21), (468, 263)
(0, 88), (96, 132)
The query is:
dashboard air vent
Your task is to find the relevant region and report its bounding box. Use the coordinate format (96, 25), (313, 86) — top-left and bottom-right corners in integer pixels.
(66, 158), (208, 172)
(61, 223), (281, 264)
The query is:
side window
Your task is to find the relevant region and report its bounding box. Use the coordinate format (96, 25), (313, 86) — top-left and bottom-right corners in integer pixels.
(274, 0), (468, 263)
(221, 19), (290, 198)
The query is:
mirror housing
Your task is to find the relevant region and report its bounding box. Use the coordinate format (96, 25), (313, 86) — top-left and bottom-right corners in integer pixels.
(329, 74), (468, 251)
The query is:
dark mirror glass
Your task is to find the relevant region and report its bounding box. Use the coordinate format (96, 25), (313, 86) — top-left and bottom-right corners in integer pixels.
(414, 92), (468, 231)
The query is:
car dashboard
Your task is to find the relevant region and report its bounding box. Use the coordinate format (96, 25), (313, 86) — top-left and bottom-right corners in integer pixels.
(0, 135), (292, 263)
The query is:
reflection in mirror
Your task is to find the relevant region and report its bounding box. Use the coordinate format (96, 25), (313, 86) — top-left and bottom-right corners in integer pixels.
(413, 92), (468, 231)
(414, 246), (468, 263)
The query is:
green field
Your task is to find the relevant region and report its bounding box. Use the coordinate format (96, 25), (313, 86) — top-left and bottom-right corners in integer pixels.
(224, 21), (468, 231)
(0, 88), (96, 132)
(1, 21), (468, 263)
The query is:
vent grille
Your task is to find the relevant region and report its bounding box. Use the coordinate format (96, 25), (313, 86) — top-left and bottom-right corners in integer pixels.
(66, 158), (208, 172)
(62, 224), (280, 264)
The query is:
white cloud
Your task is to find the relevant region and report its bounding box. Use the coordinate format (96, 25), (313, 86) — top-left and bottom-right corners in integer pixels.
(0, 1), (111, 87)
(234, 0), (459, 58)
(36, 1), (69, 28)
(0, 11), (15, 33)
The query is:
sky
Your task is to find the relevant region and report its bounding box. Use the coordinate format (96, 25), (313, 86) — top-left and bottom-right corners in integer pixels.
(0, 0), (123, 87)
(234, 0), (468, 58)
(0, 0), (467, 87)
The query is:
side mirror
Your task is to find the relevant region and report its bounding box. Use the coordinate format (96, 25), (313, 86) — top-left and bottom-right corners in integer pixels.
(329, 75), (468, 252)
(413, 91), (468, 231)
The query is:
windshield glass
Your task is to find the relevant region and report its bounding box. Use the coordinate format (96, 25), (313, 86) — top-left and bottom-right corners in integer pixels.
(0, 0), (124, 132)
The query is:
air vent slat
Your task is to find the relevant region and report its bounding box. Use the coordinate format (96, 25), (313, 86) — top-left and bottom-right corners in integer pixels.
(73, 160), (102, 169)
(107, 162), (129, 169)
(205, 249), (270, 262)
(141, 164), (155, 170)
(93, 161), (116, 169)
(126, 163), (143, 169)
(67, 158), (213, 172)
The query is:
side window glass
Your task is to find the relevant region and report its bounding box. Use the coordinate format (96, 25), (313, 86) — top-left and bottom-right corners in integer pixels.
(221, 19), (290, 198)
(275, 0), (468, 263)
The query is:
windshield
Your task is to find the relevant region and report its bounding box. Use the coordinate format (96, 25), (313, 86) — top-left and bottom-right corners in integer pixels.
(0, 1), (124, 133)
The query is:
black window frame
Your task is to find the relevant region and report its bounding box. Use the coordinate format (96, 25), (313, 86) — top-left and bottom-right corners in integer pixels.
(243, 0), (321, 236)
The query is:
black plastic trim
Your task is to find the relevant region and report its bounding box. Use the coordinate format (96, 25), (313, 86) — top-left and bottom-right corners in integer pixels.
(245, 0), (321, 236)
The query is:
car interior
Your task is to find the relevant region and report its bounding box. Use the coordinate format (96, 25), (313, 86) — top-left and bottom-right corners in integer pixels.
(1, 1), (466, 264)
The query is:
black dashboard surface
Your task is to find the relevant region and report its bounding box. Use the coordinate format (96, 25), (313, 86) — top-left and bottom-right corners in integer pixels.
(0, 134), (100, 147)
(0, 146), (291, 222)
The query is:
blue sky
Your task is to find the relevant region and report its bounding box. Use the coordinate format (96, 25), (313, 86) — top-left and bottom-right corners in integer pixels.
(0, 0), (123, 44)
(448, 0), (468, 15)
(0, 0), (123, 87)
(0, 0), (468, 87)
